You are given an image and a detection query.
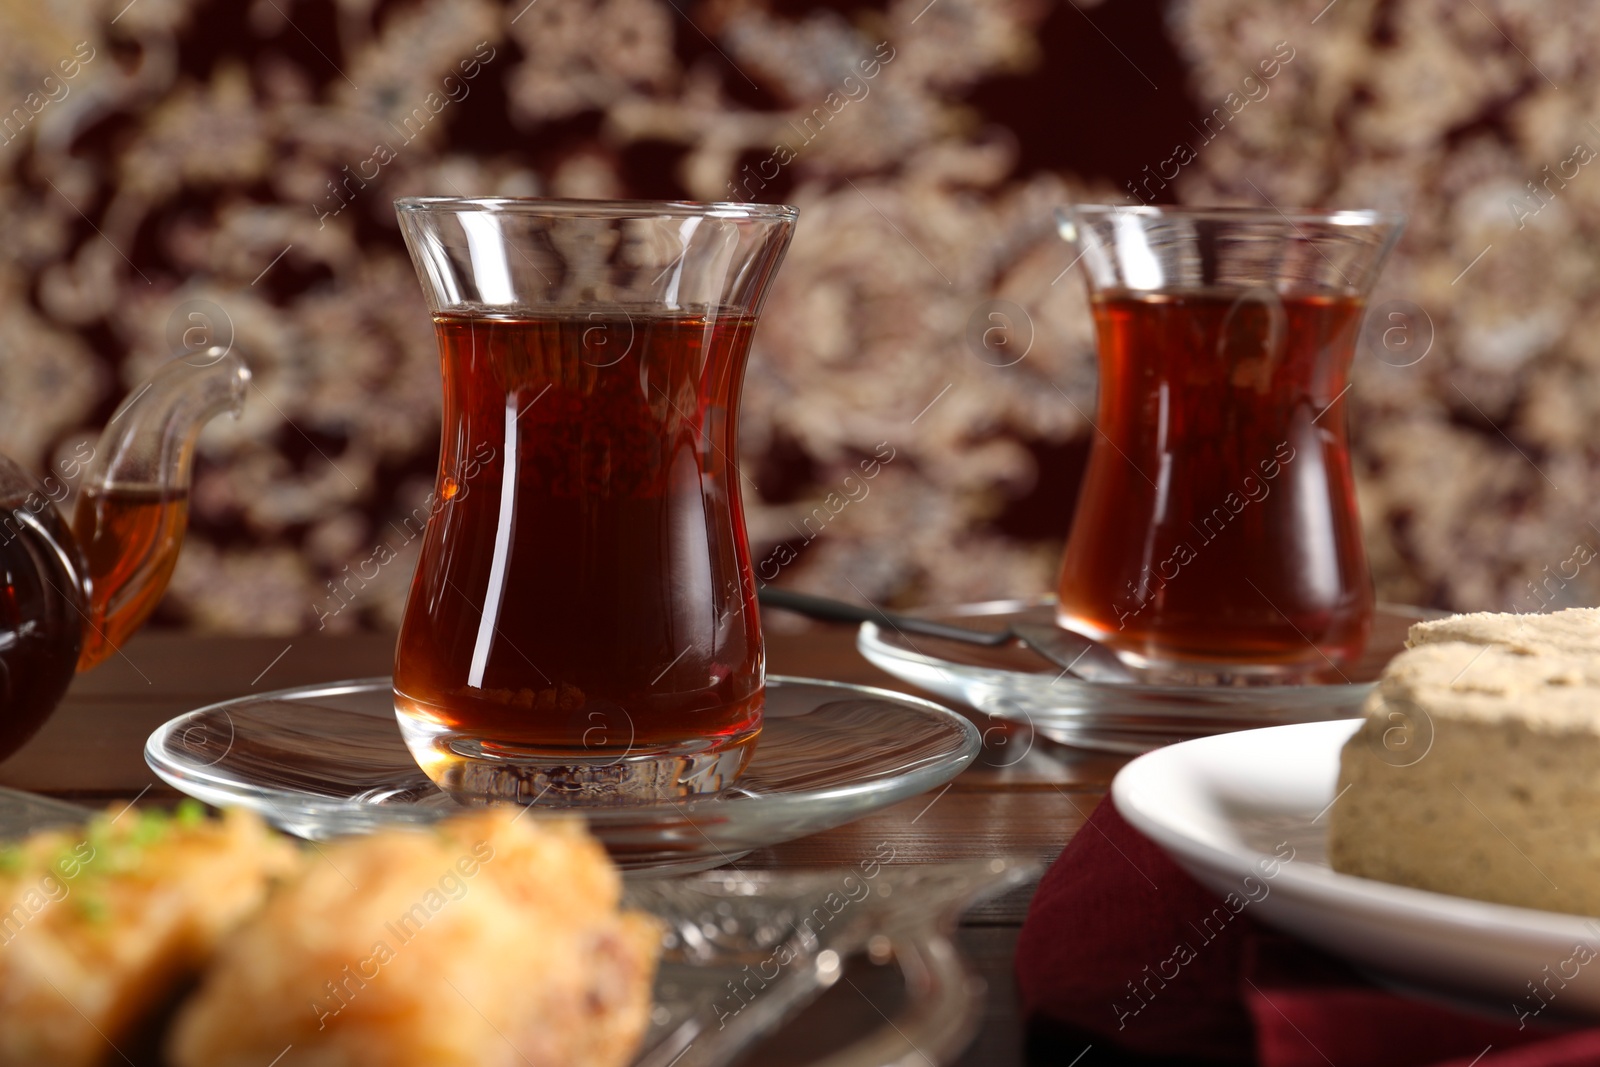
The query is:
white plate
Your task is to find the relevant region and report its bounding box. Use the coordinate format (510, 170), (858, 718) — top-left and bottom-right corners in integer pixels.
(1113, 719), (1600, 1021)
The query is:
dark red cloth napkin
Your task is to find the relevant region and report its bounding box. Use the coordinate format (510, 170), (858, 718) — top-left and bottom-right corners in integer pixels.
(1015, 797), (1600, 1066)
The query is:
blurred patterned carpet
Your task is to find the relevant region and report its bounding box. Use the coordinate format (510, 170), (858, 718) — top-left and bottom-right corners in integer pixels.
(0, 0), (1593, 633)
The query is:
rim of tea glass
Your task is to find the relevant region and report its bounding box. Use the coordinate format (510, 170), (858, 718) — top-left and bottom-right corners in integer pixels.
(1061, 202), (1407, 228)
(394, 195), (799, 222)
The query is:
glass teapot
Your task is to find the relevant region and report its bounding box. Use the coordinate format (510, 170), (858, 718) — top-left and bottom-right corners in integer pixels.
(0, 348), (249, 761)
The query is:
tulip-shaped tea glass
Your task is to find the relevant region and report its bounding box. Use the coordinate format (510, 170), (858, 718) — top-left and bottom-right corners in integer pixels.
(394, 197), (796, 802)
(1055, 205), (1403, 683)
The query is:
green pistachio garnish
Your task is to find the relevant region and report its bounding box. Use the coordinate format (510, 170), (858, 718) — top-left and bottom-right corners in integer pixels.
(76, 895), (109, 923)
(175, 799), (206, 828)
(129, 809), (171, 848)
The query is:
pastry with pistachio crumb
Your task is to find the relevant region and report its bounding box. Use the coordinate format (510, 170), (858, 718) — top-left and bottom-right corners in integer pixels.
(0, 802), (299, 1067)
(168, 808), (661, 1067)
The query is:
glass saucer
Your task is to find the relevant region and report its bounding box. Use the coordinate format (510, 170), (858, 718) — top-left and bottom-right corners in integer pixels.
(145, 675), (980, 872)
(857, 599), (1434, 755)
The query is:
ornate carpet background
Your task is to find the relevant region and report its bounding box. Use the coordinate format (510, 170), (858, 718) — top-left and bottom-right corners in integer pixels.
(0, 0), (1593, 633)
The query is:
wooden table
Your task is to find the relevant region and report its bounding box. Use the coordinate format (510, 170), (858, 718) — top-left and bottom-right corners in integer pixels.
(0, 617), (1125, 1066)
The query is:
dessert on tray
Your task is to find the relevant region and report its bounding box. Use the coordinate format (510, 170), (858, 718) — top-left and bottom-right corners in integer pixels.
(1329, 606), (1600, 915)
(0, 804), (296, 1067)
(0, 804), (659, 1067)
(168, 809), (660, 1067)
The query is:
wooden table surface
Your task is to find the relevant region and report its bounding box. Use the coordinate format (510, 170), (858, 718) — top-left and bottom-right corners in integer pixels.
(0, 616), (1126, 1066)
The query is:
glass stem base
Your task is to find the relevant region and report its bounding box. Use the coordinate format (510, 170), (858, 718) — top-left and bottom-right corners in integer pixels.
(395, 709), (760, 804)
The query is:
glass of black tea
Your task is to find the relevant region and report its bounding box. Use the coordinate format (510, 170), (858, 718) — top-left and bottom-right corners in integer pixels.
(1054, 205), (1404, 683)
(393, 197), (796, 801)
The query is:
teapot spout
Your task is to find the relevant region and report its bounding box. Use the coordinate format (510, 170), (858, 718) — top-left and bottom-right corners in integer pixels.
(73, 347), (250, 671)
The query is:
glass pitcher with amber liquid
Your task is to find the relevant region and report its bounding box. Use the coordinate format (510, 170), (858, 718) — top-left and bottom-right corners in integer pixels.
(0, 348), (249, 759)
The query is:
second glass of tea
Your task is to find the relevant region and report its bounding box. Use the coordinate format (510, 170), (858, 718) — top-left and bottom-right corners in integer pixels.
(393, 197), (796, 801)
(1055, 204), (1403, 683)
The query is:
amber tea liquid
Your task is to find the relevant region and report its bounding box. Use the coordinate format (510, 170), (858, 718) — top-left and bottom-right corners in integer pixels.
(73, 485), (189, 670)
(394, 311), (764, 779)
(1057, 289), (1373, 675)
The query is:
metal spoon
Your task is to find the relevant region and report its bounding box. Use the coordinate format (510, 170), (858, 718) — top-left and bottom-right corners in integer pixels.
(756, 587), (1137, 685)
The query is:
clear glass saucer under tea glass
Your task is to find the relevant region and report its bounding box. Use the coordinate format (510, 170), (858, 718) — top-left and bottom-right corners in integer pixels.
(857, 599), (1437, 754)
(144, 675), (980, 870)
